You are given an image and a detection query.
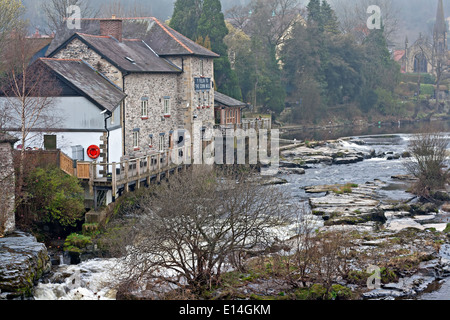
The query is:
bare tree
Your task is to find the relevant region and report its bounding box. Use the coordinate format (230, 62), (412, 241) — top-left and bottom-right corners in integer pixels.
(107, 167), (295, 297)
(403, 128), (449, 199)
(334, 0), (399, 43)
(101, 0), (153, 19)
(0, 28), (62, 196)
(228, 0), (303, 48)
(0, 0), (25, 69)
(42, 0), (98, 33)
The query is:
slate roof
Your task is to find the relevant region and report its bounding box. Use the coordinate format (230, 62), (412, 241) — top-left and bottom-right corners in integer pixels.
(48, 33), (182, 74)
(143, 18), (220, 58)
(45, 17), (220, 60)
(214, 92), (246, 108)
(39, 58), (127, 112)
(0, 132), (19, 144)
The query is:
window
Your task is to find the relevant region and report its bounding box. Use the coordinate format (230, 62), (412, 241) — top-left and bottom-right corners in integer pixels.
(198, 92), (202, 108)
(169, 133), (173, 149)
(159, 134), (165, 152)
(133, 130), (139, 149)
(163, 97), (170, 116)
(149, 135), (153, 148)
(200, 59), (204, 76)
(141, 98), (149, 118)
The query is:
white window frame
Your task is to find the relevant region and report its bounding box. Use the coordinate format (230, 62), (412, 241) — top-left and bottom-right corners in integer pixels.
(159, 135), (165, 152)
(163, 97), (171, 116)
(133, 131), (139, 149)
(141, 98), (149, 118)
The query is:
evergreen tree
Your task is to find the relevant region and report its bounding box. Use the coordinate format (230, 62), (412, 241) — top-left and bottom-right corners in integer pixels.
(320, 0), (340, 34)
(197, 0), (242, 100)
(170, 0), (241, 100)
(306, 0), (322, 27)
(169, 0), (202, 40)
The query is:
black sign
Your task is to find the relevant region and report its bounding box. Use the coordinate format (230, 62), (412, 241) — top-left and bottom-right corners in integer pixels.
(194, 78), (211, 91)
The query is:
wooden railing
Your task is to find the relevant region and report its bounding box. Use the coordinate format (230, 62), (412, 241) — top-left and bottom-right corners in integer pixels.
(60, 152), (75, 176)
(214, 118), (271, 132)
(86, 146), (190, 195)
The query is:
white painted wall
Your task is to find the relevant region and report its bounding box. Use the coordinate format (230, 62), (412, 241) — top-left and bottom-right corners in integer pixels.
(0, 96), (123, 163)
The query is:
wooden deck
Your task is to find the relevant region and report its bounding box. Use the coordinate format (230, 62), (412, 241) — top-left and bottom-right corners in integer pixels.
(59, 146), (190, 209)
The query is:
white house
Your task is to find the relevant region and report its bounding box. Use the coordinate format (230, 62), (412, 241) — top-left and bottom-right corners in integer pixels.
(0, 58), (127, 164)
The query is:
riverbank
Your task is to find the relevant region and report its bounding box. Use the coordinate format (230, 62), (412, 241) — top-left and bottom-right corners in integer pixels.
(272, 135), (450, 300)
(2, 132), (449, 301)
(278, 117), (450, 142)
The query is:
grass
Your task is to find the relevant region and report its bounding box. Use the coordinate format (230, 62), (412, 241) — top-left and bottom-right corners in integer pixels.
(332, 183), (359, 194)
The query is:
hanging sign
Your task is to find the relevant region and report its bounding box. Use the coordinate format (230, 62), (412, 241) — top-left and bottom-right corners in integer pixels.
(194, 78), (211, 91)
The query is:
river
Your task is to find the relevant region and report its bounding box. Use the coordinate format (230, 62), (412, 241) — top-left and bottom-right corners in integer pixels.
(33, 120), (450, 300)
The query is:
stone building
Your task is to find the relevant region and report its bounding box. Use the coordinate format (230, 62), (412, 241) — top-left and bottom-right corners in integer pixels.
(0, 133), (18, 237)
(46, 17), (220, 161)
(395, 0), (449, 76)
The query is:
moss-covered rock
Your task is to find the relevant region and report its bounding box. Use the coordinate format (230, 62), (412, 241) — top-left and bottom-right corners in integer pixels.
(0, 231), (51, 299)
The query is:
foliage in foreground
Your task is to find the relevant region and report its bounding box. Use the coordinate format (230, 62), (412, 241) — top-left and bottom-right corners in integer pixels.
(25, 166), (85, 229)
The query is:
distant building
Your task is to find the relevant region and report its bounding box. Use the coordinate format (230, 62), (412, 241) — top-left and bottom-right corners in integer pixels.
(214, 91), (246, 127)
(396, 0), (449, 76)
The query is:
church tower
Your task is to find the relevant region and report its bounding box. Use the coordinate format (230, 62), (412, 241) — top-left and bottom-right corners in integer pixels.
(433, 0), (447, 70)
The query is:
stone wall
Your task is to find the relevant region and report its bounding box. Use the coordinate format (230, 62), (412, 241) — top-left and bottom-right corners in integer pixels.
(123, 73), (182, 156)
(53, 38), (123, 87)
(0, 142), (16, 237)
(166, 56), (215, 163)
(53, 37), (217, 162)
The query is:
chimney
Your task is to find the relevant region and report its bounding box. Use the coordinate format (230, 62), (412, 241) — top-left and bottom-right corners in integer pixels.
(100, 16), (123, 42)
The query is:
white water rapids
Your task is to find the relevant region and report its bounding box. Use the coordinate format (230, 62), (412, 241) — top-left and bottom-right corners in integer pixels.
(32, 132), (450, 300)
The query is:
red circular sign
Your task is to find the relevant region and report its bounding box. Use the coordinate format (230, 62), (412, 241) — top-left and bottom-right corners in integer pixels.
(87, 145), (100, 159)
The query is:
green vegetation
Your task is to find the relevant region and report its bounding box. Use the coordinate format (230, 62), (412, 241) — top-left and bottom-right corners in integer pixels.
(332, 183), (358, 194)
(64, 233), (92, 253)
(25, 166), (85, 229)
(170, 0), (241, 100)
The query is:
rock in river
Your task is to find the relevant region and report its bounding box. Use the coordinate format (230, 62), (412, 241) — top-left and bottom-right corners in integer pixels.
(0, 231), (51, 299)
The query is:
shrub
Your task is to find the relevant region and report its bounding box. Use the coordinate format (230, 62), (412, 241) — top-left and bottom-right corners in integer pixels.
(25, 166), (85, 228)
(64, 233), (92, 252)
(403, 130), (449, 198)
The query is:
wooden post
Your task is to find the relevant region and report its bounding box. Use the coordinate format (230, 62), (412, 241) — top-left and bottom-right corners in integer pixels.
(112, 163), (117, 197)
(146, 155), (151, 186)
(93, 161), (97, 180)
(136, 158), (141, 189)
(124, 160), (129, 193)
(89, 162), (94, 196)
(157, 153), (161, 182)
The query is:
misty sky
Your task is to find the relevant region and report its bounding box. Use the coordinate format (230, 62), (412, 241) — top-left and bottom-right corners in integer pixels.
(22, 0), (450, 48)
